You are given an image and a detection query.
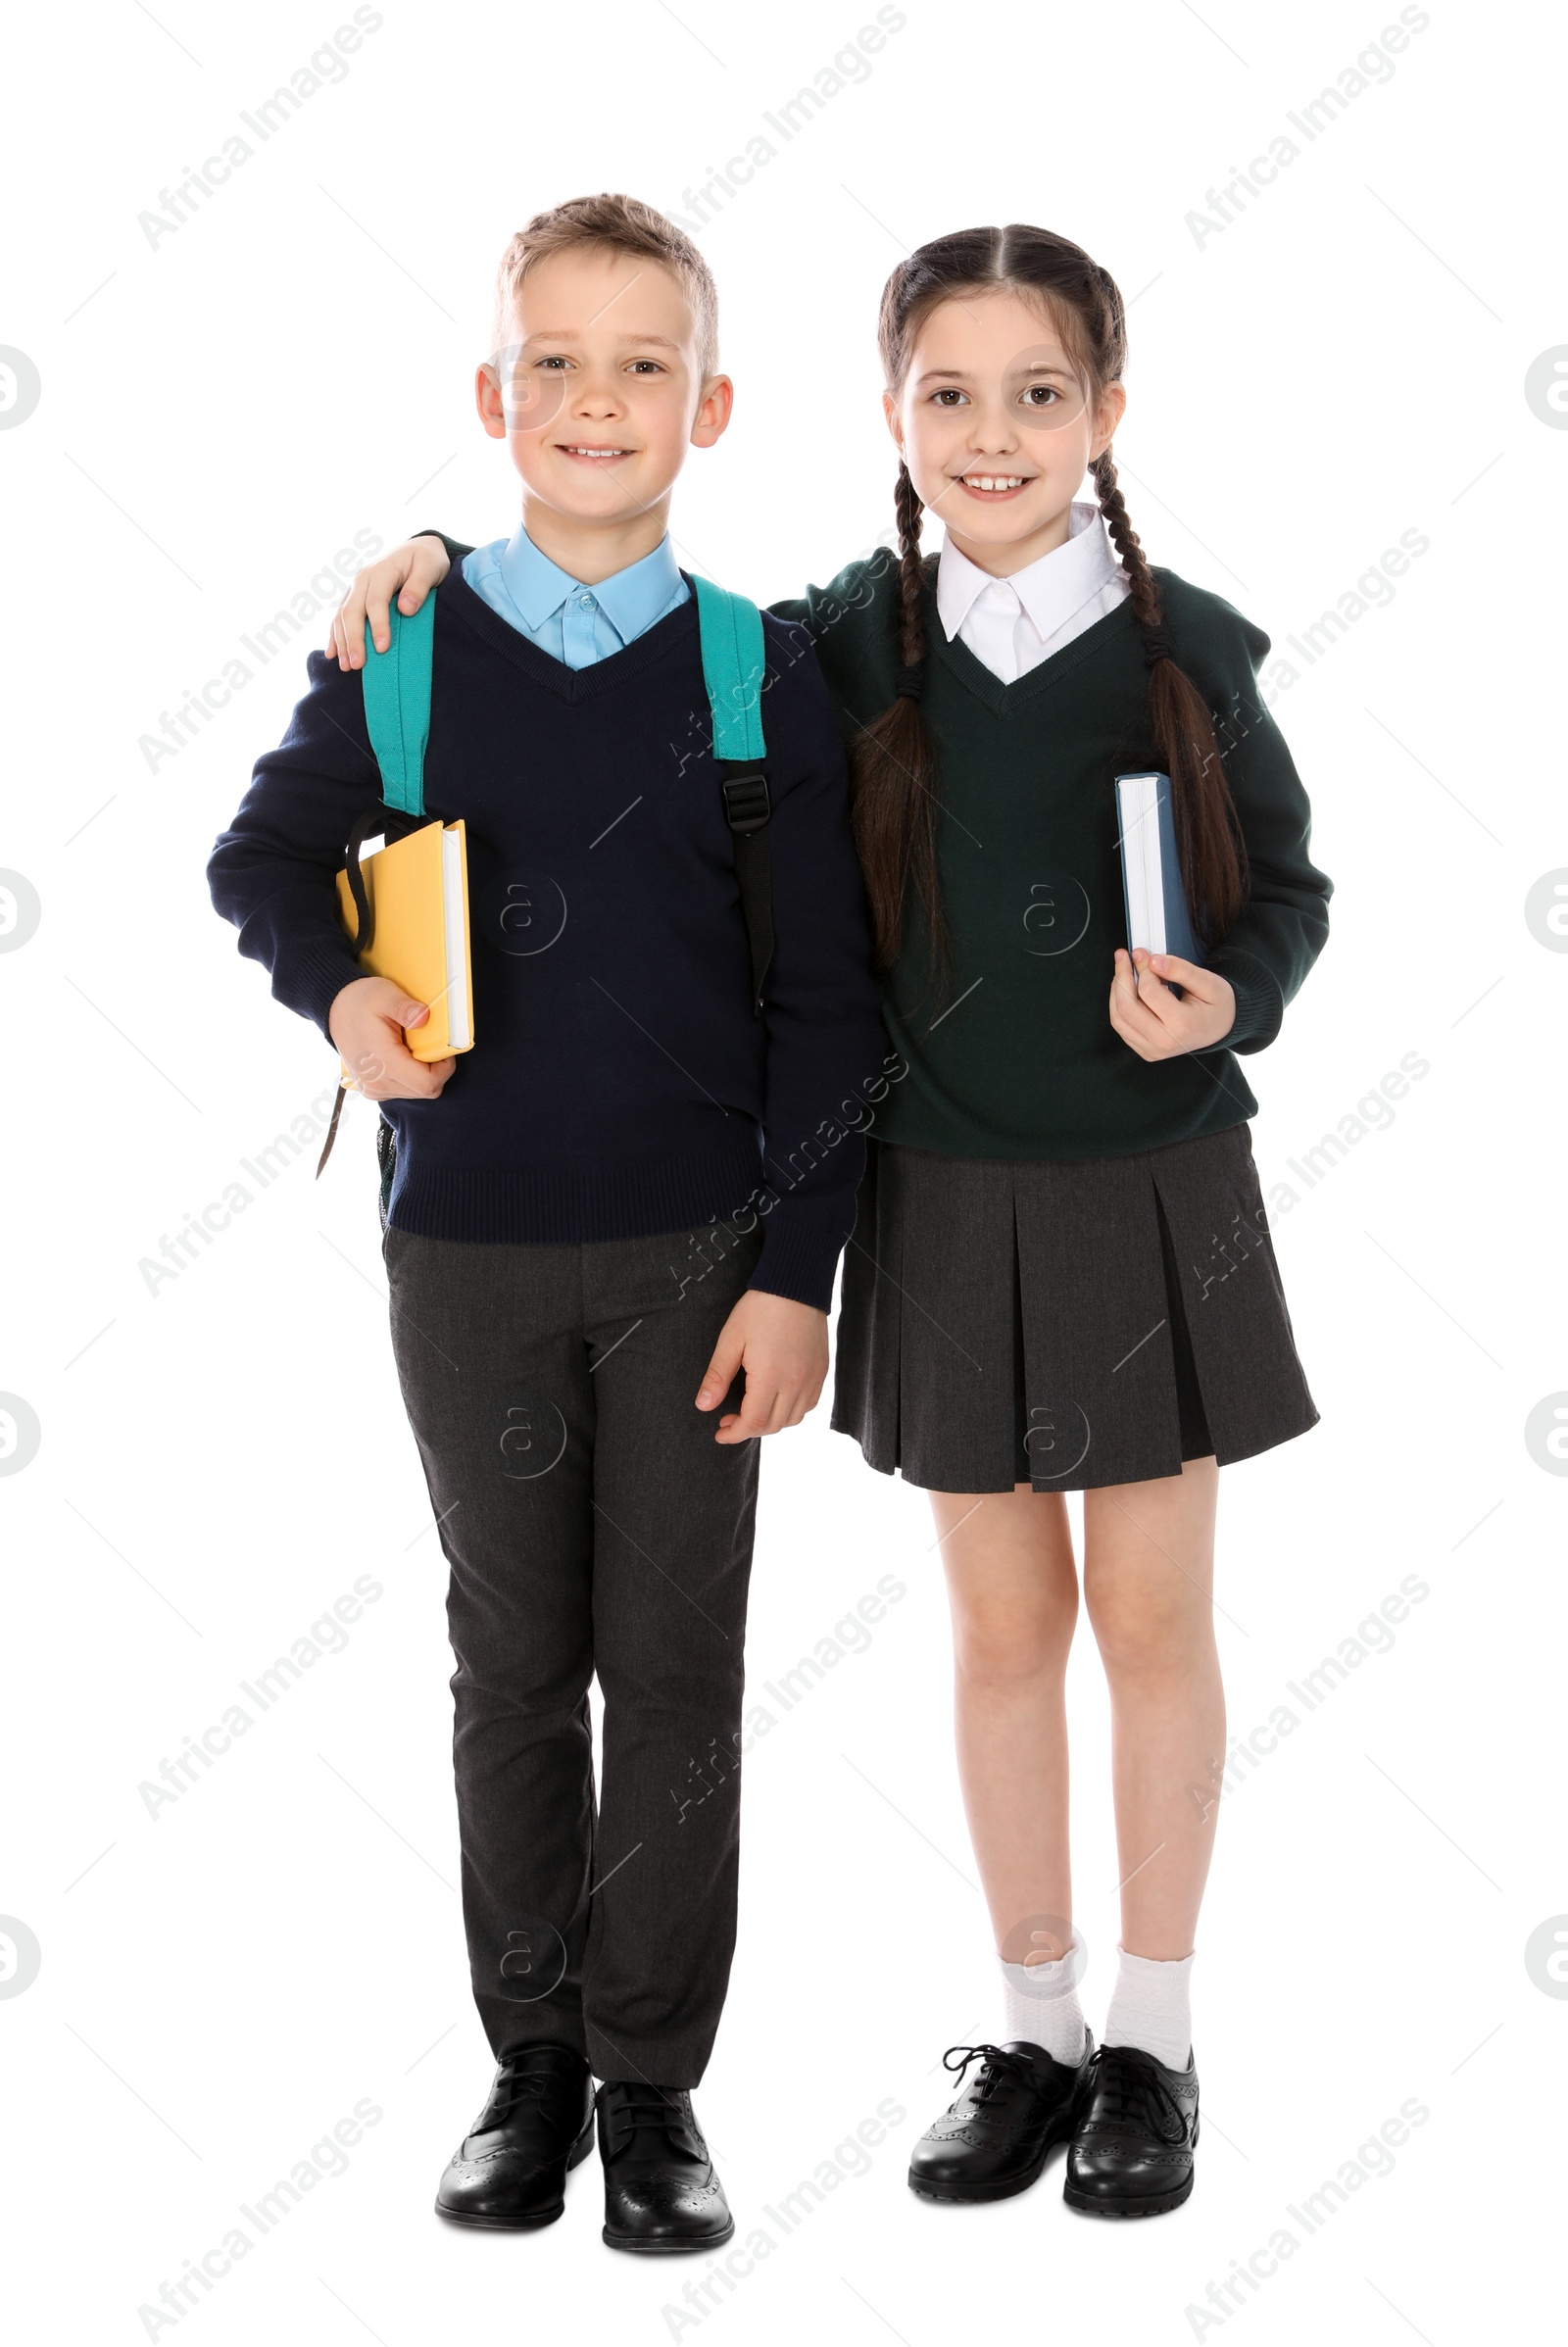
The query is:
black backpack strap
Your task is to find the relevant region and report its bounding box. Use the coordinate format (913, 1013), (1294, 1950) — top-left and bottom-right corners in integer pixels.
(719, 758), (773, 1017)
(692, 575), (772, 1019)
(316, 1070), (351, 1178)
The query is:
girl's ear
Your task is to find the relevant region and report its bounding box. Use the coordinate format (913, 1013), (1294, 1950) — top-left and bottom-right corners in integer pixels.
(882, 385), (905, 455)
(1089, 379), (1127, 463)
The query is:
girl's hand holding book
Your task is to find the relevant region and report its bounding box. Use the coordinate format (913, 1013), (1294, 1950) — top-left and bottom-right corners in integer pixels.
(1108, 948), (1236, 1061)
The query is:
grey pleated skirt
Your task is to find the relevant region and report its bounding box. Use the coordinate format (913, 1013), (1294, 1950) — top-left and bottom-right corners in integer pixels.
(832, 1124), (1317, 1493)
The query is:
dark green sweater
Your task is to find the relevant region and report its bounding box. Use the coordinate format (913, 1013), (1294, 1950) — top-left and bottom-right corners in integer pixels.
(773, 552), (1331, 1161)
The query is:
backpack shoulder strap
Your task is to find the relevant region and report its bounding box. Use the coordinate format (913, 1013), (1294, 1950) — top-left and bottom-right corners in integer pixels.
(692, 575), (766, 761)
(339, 593), (437, 970)
(361, 591), (435, 818)
(692, 576), (772, 1015)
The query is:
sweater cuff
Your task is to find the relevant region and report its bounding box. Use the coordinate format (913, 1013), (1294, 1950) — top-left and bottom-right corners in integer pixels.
(748, 1193), (857, 1313)
(1210, 947), (1284, 1053)
(415, 529), (474, 572)
(273, 934), (368, 1046)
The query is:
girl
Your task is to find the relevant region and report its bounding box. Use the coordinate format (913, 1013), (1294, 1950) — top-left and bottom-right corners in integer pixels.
(328, 223), (1330, 2219)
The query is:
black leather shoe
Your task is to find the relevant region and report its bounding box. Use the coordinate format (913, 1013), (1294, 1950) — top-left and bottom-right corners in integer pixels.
(435, 2043), (594, 2228)
(1063, 2042), (1200, 2217)
(908, 2036), (1095, 2202)
(597, 2081), (733, 2253)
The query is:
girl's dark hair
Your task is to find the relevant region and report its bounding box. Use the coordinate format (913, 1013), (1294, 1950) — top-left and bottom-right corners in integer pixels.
(853, 222), (1247, 972)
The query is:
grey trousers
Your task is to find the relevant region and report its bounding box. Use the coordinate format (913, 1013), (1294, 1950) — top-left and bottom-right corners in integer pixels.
(384, 1215), (761, 2087)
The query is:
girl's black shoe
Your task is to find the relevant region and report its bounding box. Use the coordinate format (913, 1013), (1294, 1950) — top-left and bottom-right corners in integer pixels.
(1063, 2042), (1200, 2218)
(907, 2036), (1095, 2203)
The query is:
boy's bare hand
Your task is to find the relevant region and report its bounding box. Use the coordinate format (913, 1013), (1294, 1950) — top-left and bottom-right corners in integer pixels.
(1109, 948), (1237, 1060)
(328, 538), (453, 671)
(328, 976), (455, 1099)
(695, 1291), (829, 1442)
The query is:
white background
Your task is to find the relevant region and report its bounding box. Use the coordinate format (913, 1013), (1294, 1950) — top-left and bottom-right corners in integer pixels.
(2, 2), (1563, 2340)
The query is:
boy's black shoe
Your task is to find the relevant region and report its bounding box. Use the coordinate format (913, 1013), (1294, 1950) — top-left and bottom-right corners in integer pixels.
(907, 2036), (1095, 2203)
(1063, 2042), (1200, 2218)
(434, 2043), (594, 2229)
(597, 2081), (733, 2254)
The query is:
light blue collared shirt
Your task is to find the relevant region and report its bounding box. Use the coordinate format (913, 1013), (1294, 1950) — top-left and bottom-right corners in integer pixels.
(462, 527), (689, 668)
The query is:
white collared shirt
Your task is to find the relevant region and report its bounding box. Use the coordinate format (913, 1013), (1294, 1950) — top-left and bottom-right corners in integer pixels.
(936, 500), (1129, 685)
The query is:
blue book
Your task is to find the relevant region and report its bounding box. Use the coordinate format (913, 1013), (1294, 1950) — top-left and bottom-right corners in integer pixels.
(1115, 771), (1203, 968)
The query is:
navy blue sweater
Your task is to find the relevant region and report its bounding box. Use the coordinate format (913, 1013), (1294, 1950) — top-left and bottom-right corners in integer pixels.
(207, 566), (886, 1309)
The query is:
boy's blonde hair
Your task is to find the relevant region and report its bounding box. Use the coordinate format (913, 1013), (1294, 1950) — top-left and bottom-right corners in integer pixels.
(493, 193), (719, 375)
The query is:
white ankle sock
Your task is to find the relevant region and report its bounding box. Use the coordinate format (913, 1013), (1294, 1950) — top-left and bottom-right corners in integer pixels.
(1102, 1945), (1196, 2071)
(1000, 1931), (1089, 2065)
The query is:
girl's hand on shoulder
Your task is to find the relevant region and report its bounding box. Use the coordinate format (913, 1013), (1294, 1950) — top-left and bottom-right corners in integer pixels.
(327, 537), (452, 671)
(1108, 948), (1236, 1061)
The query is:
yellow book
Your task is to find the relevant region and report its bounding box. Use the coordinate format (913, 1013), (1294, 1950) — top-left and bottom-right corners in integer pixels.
(334, 818), (474, 1069)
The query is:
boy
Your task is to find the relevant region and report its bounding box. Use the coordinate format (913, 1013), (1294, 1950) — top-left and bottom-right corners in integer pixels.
(208, 193), (884, 2252)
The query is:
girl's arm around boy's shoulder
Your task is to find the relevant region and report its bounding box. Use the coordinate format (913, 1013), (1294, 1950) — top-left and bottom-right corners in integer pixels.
(206, 647), (383, 1041)
(768, 545), (904, 740)
(1156, 569), (1334, 1057)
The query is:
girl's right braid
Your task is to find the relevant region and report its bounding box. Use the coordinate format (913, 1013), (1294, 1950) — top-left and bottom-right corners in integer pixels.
(847, 457), (944, 975)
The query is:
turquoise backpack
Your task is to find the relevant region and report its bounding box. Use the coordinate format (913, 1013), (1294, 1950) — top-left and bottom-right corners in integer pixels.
(326, 576), (776, 1197)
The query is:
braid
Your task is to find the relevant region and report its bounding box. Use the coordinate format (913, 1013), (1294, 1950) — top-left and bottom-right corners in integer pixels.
(1092, 450), (1159, 629)
(848, 465), (947, 975)
(894, 463), (927, 680)
(1094, 450), (1247, 940)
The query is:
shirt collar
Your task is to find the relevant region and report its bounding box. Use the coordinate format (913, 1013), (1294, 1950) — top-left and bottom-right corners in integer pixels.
(936, 501), (1120, 642)
(494, 526), (685, 638)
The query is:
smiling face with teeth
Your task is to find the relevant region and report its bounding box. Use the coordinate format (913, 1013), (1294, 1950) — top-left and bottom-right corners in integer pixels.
(474, 244), (733, 584)
(886, 286), (1125, 578)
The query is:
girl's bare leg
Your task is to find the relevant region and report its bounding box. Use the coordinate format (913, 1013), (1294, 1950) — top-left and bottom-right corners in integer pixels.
(930, 1486), (1081, 1965)
(1081, 1457), (1223, 1960)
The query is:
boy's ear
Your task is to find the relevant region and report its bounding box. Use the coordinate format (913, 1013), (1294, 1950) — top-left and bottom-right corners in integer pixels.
(475, 362), (508, 442)
(690, 373), (734, 449)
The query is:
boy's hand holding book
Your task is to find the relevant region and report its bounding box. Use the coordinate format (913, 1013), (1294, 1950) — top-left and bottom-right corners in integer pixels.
(329, 975), (456, 1099)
